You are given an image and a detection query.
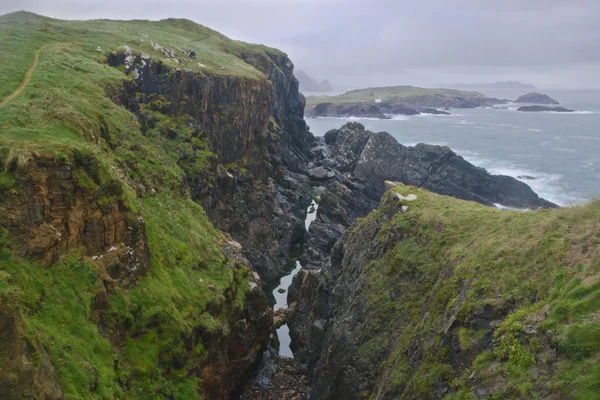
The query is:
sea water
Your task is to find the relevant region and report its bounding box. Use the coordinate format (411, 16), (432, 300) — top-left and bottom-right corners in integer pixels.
(306, 89), (600, 206)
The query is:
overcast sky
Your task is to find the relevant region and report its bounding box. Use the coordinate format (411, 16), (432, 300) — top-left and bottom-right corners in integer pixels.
(2, 0), (600, 89)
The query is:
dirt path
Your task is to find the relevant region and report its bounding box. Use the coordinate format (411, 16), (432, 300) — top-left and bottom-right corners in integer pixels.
(0, 48), (41, 107)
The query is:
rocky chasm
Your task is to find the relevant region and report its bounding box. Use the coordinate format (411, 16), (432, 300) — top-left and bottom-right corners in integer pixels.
(2, 12), (597, 400)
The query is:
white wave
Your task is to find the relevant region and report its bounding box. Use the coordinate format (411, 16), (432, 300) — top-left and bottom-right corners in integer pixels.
(312, 116), (385, 121)
(414, 113), (462, 117)
(387, 115), (410, 121)
(581, 159), (597, 169)
(547, 110), (596, 114)
(459, 155), (584, 206)
(454, 148), (480, 157)
(528, 128), (543, 132)
(403, 141), (448, 147)
(553, 147), (578, 153)
(494, 203), (531, 211)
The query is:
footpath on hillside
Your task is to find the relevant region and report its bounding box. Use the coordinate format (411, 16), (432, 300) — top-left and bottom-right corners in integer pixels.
(0, 48), (41, 108)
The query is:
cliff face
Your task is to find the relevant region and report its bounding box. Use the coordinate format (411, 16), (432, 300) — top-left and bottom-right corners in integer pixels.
(0, 154), (272, 399)
(289, 185), (600, 399)
(110, 48), (314, 282)
(0, 13), (312, 399)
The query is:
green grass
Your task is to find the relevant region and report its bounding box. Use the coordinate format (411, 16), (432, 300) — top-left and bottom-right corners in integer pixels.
(346, 184), (600, 399)
(0, 11), (281, 163)
(0, 10), (265, 398)
(305, 85), (488, 106)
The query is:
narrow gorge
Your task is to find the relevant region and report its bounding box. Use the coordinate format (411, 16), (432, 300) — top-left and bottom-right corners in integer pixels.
(1, 11), (599, 400)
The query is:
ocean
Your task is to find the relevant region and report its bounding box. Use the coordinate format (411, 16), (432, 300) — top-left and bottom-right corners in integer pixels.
(305, 89), (600, 206)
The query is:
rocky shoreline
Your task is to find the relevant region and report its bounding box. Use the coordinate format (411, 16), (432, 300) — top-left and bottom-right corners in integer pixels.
(305, 90), (566, 119)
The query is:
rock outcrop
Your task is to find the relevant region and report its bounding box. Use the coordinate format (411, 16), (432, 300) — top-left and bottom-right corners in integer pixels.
(295, 121), (556, 298)
(515, 92), (560, 104)
(517, 105), (574, 112)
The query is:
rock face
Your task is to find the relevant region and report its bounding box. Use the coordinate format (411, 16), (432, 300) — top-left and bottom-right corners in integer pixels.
(297, 123), (556, 269)
(0, 157), (272, 400)
(517, 105), (574, 112)
(314, 123), (555, 209)
(110, 49), (314, 281)
(515, 92), (560, 104)
(0, 159), (150, 284)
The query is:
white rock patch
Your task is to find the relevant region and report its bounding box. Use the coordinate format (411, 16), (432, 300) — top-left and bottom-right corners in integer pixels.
(395, 193), (418, 201)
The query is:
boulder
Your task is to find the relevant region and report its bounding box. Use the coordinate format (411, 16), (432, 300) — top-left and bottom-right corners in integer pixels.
(308, 166), (332, 180)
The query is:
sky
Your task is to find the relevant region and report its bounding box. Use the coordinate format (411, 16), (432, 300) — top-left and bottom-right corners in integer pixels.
(2, 0), (600, 89)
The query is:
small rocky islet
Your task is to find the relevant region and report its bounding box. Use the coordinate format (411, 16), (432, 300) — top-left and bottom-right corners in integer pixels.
(517, 105), (574, 112)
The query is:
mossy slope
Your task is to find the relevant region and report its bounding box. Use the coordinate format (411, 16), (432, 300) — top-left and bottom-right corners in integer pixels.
(298, 183), (600, 399)
(0, 11), (280, 399)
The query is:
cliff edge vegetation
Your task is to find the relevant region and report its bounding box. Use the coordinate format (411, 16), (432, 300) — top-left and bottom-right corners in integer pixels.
(290, 183), (600, 399)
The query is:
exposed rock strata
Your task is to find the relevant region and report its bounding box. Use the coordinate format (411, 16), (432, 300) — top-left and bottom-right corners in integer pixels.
(109, 50), (315, 281)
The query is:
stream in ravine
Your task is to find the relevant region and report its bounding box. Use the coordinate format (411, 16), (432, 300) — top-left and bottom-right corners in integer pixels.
(268, 200), (318, 358)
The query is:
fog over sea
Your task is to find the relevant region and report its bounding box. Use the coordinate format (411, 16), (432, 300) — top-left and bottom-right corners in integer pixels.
(305, 89), (600, 206)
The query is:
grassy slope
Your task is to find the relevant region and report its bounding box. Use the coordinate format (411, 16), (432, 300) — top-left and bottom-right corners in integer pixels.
(0, 11), (277, 399)
(305, 85), (488, 106)
(354, 184), (600, 399)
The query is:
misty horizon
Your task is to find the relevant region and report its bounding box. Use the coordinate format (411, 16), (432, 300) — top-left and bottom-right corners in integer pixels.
(2, 1), (600, 90)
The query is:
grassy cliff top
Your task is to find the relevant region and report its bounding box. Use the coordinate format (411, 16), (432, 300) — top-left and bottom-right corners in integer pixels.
(0, 11), (275, 397)
(354, 182), (600, 398)
(0, 11), (282, 99)
(0, 11), (286, 165)
(305, 85), (488, 105)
